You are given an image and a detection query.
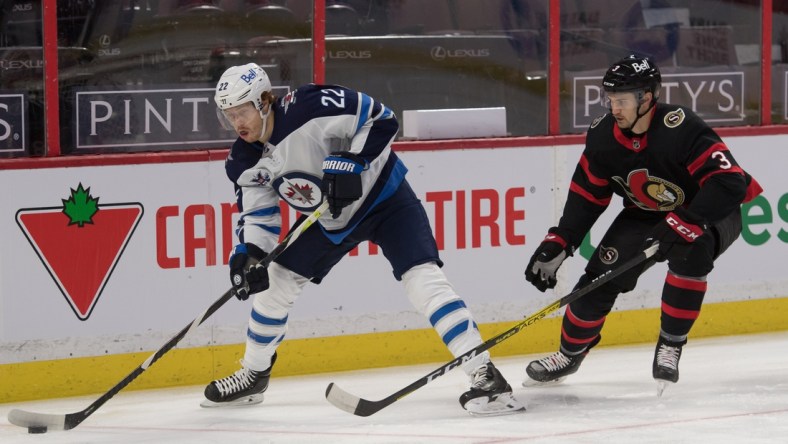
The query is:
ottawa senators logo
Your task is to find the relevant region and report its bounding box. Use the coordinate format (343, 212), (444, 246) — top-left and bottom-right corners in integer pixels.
(664, 109), (685, 128)
(598, 245), (619, 264)
(611, 169), (685, 211)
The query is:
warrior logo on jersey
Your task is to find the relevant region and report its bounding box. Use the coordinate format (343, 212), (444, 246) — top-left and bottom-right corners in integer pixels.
(590, 114), (605, 129)
(273, 172), (323, 212)
(664, 109), (685, 128)
(612, 169), (685, 211)
(598, 245), (619, 264)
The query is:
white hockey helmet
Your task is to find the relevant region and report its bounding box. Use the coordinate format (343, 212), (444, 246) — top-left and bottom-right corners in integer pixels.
(214, 63), (272, 112)
(214, 63), (273, 133)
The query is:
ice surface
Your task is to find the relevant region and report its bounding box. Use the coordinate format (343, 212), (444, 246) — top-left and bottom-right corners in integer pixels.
(2, 331), (787, 443)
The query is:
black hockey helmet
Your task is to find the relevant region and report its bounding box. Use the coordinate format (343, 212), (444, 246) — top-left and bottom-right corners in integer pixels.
(602, 54), (661, 97)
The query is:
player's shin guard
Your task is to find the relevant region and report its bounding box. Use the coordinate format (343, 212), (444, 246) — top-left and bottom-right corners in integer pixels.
(244, 263), (308, 372)
(402, 262), (488, 372)
(402, 263), (523, 415)
(559, 304), (606, 355)
(654, 271), (705, 396)
(660, 271), (706, 337)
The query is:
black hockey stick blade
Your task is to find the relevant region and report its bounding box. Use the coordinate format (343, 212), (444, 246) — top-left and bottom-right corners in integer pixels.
(8, 201), (329, 432)
(326, 243), (658, 417)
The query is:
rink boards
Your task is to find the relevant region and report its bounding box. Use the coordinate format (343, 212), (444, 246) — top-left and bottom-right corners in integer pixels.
(0, 135), (785, 402)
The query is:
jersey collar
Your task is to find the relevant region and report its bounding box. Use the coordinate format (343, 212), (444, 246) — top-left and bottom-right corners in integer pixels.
(612, 106), (656, 152)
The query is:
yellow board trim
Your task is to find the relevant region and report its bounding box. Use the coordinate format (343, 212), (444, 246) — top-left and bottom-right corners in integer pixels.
(2, 297), (787, 403)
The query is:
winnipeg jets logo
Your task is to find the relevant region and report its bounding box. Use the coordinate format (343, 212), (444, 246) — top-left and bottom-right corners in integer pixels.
(273, 173), (323, 212)
(612, 169), (685, 211)
(283, 178), (315, 204)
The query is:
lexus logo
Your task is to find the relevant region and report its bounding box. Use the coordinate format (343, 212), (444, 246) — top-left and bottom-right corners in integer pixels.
(431, 46), (447, 61)
(430, 46), (491, 61)
(99, 34), (111, 47)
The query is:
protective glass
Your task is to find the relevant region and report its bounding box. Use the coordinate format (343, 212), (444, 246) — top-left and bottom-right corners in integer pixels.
(216, 102), (259, 130)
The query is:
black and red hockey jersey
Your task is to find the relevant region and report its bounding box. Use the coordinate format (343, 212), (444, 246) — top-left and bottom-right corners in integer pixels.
(558, 103), (762, 248)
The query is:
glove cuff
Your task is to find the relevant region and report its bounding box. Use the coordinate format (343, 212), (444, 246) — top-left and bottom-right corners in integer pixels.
(323, 151), (367, 174)
(245, 243), (268, 260)
(545, 226), (573, 254)
(230, 243), (267, 262)
(665, 210), (705, 243)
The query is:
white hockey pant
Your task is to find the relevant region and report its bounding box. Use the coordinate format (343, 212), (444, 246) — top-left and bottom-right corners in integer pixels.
(402, 262), (489, 375)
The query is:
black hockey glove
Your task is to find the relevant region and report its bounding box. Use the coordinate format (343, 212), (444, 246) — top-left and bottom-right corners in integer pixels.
(646, 208), (708, 263)
(229, 243), (270, 301)
(321, 151), (367, 219)
(525, 227), (574, 292)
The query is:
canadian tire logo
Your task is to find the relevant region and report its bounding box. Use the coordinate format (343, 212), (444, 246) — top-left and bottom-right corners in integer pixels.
(15, 184), (143, 320)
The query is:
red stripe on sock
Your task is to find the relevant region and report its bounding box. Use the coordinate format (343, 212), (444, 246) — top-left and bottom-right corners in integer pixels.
(566, 305), (605, 328)
(666, 272), (707, 292)
(661, 301), (700, 320)
(561, 326), (599, 345)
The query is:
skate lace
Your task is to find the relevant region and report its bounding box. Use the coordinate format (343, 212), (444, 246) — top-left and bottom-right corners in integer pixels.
(470, 365), (492, 389)
(538, 351), (572, 372)
(214, 368), (257, 396)
(655, 344), (680, 370)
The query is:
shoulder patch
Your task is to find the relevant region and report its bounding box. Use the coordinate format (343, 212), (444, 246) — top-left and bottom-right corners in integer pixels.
(664, 109), (685, 128)
(590, 114), (606, 129)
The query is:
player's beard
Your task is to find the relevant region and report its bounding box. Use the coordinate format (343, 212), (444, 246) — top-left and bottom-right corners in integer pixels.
(614, 115), (635, 130)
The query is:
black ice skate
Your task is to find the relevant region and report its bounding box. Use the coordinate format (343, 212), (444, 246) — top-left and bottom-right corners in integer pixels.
(523, 349), (587, 386)
(653, 336), (685, 397)
(459, 362), (525, 416)
(201, 353), (277, 407)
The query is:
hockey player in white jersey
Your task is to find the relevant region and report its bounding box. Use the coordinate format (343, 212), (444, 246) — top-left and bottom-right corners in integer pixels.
(202, 63), (524, 416)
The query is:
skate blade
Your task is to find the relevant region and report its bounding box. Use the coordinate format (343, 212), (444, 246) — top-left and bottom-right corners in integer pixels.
(655, 380), (673, 397)
(465, 393), (526, 417)
(200, 394), (264, 408)
(522, 376), (566, 388)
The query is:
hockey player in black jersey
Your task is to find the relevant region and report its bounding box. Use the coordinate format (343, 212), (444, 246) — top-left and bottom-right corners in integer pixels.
(523, 55), (762, 396)
(201, 63), (524, 416)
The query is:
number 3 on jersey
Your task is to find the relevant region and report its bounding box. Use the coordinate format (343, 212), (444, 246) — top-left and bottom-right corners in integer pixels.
(321, 89), (345, 108)
(712, 151), (732, 169)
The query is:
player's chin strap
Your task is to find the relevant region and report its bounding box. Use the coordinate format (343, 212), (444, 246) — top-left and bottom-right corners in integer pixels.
(624, 94), (657, 136)
(258, 105), (271, 141)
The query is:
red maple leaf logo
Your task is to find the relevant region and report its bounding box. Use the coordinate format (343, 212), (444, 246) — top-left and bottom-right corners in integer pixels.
(285, 182), (315, 204)
(16, 184), (143, 320)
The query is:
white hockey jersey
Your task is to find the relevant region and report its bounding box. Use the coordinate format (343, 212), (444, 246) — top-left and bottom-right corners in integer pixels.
(225, 84), (405, 253)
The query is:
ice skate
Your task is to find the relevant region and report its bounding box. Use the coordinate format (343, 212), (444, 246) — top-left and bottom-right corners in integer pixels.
(523, 349), (587, 387)
(653, 337), (684, 397)
(459, 362), (525, 416)
(201, 354), (276, 407)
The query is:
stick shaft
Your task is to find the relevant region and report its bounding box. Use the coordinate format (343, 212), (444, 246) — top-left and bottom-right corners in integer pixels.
(9, 201), (329, 431)
(326, 243), (658, 416)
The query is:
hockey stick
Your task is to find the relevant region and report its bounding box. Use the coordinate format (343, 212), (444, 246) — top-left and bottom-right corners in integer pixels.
(325, 242), (659, 417)
(8, 201), (329, 433)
